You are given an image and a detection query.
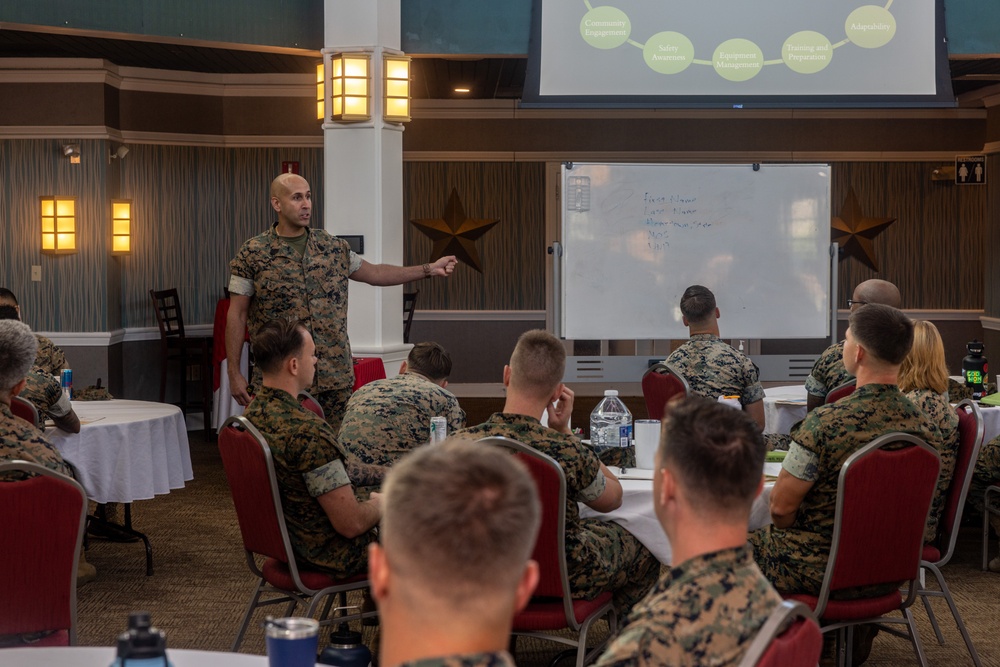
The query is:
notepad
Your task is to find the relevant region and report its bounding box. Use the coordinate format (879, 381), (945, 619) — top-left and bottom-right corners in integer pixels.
(979, 393), (1000, 407)
(765, 450), (787, 463)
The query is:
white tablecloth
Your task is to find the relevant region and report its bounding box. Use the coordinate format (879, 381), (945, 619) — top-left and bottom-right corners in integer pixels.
(763, 385), (808, 435)
(580, 462), (780, 564)
(0, 647), (266, 666)
(213, 346), (248, 432)
(47, 400), (194, 504)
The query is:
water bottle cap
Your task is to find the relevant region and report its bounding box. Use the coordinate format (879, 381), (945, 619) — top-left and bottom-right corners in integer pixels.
(604, 389), (619, 396)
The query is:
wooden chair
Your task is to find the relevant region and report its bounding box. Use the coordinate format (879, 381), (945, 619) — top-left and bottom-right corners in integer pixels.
(641, 363), (689, 421)
(480, 436), (617, 667)
(10, 395), (41, 428)
(738, 600), (823, 667)
(149, 288), (213, 438)
(0, 460), (88, 646)
(218, 416), (374, 651)
(403, 290), (419, 343)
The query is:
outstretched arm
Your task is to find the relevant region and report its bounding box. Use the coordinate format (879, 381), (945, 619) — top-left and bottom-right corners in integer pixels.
(349, 255), (457, 286)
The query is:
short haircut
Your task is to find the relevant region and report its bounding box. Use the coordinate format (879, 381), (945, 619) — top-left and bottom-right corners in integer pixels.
(853, 279), (901, 308)
(0, 288), (17, 306)
(659, 395), (764, 517)
(252, 318), (308, 374)
(848, 304), (913, 366)
(0, 305), (20, 321)
(407, 342), (453, 381)
(679, 285), (716, 324)
(898, 320), (949, 394)
(508, 329), (565, 400)
(381, 438), (540, 602)
(0, 320), (38, 392)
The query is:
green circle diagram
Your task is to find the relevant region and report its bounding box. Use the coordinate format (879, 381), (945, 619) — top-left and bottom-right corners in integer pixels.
(713, 39), (763, 82)
(643, 32), (695, 74)
(783, 31), (833, 74)
(845, 6), (896, 48)
(580, 7), (631, 49)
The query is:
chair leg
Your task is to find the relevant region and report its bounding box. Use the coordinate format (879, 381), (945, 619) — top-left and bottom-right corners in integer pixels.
(232, 582), (267, 652)
(983, 505), (991, 571)
(919, 587), (945, 645)
(904, 607), (930, 667)
(923, 562), (983, 667)
(159, 355), (168, 403)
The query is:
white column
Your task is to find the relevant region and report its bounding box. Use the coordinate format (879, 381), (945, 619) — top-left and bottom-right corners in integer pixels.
(323, 0), (409, 377)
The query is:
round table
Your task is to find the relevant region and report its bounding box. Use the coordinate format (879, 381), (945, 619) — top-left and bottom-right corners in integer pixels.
(763, 385), (808, 435)
(0, 646), (266, 666)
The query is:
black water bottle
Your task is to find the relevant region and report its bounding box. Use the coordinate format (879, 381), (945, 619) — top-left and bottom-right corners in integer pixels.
(963, 339), (989, 400)
(109, 612), (173, 667)
(317, 625), (372, 667)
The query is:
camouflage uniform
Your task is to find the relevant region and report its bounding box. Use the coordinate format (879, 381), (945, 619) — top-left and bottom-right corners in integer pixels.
(804, 341), (852, 401)
(0, 402), (73, 479)
(399, 652), (515, 667)
(33, 334), (67, 377)
(664, 334), (765, 407)
(19, 371), (74, 426)
(905, 389), (958, 543)
(243, 385), (374, 578)
(458, 413), (659, 615)
(338, 373), (465, 495)
(595, 546), (782, 667)
(230, 224), (363, 430)
(749, 384), (942, 596)
(969, 435), (1000, 518)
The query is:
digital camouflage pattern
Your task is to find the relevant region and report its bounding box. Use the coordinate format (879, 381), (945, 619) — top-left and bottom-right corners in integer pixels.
(948, 377), (997, 402)
(970, 434), (1000, 518)
(33, 334), (67, 376)
(398, 652), (516, 667)
(229, 224), (356, 399)
(338, 373), (465, 494)
(905, 388), (959, 543)
(804, 341), (852, 399)
(595, 546), (782, 667)
(458, 413), (659, 614)
(0, 402), (73, 479)
(749, 384), (942, 595)
(243, 385), (373, 579)
(20, 371), (72, 423)
(665, 334), (765, 406)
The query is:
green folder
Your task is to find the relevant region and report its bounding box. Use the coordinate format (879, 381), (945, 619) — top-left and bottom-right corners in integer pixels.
(980, 392), (1000, 406)
(765, 450), (787, 462)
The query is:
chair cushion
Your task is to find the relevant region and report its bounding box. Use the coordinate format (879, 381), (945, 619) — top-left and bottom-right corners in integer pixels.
(922, 544), (941, 564)
(513, 592), (614, 631)
(261, 558), (366, 593)
(786, 590), (903, 622)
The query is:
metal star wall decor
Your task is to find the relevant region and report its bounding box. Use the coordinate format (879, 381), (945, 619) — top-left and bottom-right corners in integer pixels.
(410, 188), (500, 273)
(831, 187), (897, 272)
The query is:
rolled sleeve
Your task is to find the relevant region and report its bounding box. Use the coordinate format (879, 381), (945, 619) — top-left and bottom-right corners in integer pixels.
(782, 442), (820, 482)
(349, 251), (362, 274)
(47, 393), (72, 419)
(578, 469), (607, 503)
(303, 458), (351, 497)
(228, 274), (254, 297)
(804, 373), (827, 399)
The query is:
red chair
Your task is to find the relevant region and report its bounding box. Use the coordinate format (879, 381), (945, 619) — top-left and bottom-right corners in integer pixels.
(641, 363), (689, 421)
(479, 436), (617, 667)
(738, 600), (823, 667)
(298, 391), (325, 420)
(218, 416), (374, 651)
(0, 460), (87, 647)
(915, 400), (983, 666)
(824, 379), (857, 405)
(784, 433), (940, 666)
(9, 395), (40, 428)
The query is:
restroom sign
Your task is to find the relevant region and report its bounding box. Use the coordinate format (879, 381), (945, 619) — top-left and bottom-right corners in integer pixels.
(955, 155), (986, 185)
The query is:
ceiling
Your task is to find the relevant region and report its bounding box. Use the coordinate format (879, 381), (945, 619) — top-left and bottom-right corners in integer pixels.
(1, 27), (998, 105)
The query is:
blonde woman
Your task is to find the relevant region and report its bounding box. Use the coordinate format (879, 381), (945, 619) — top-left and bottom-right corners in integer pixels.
(898, 320), (959, 544)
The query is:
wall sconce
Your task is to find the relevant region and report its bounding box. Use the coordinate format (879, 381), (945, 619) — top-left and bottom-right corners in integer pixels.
(61, 143), (81, 164)
(109, 144), (130, 161)
(40, 196), (77, 254)
(111, 199), (132, 255)
(383, 54), (412, 123)
(329, 52), (372, 122)
(316, 63), (325, 120)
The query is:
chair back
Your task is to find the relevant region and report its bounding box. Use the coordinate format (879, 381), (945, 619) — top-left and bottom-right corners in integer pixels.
(149, 288), (186, 339)
(641, 363), (690, 420)
(933, 400), (985, 563)
(479, 436), (581, 628)
(824, 379), (857, 404)
(10, 395), (41, 428)
(218, 416), (300, 573)
(298, 391), (325, 420)
(403, 290), (419, 344)
(739, 600), (823, 667)
(0, 460), (87, 645)
(814, 432), (940, 616)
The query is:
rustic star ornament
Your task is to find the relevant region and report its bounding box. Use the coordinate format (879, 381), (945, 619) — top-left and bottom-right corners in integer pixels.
(831, 187), (896, 272)
(410, 188), (500, 273)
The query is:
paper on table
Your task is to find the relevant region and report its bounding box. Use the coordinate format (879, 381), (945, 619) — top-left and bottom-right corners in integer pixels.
(617, 468), (655, 481)
(774, 398), (807, 406)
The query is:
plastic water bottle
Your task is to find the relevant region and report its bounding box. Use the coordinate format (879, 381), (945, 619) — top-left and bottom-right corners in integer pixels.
(590, 390), (632, 452)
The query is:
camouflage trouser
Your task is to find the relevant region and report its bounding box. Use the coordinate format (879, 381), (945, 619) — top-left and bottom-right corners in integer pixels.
(763, 433), (792, 451)
(570, 521), (659, 617)
(315, 386), (353, 434)
(968, 436), (1000, 531)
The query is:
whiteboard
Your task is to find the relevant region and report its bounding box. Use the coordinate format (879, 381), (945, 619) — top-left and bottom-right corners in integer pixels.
(560, 163), (831, 340)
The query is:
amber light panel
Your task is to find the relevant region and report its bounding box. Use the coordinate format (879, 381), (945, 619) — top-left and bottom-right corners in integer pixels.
(40, 196), (77, 254)
(383, 54), (411, 123)
(316, 63), (325, 120)
(112, 199), (132, 255)
(330, 53), (371, 122)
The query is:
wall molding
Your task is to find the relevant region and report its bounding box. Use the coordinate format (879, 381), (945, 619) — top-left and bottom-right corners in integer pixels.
(413, 310), (546, 321)
(837, 309), (985, 321)
(42, 324), (213, 346)
(982, 316), (1000, 331)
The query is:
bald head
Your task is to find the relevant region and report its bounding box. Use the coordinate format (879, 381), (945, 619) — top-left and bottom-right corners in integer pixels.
(853, 279), (901, 308)
(270, 173), (309, 199)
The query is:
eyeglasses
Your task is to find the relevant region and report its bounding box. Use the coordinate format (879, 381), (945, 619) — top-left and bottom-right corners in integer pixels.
(847, 299), (868, 308)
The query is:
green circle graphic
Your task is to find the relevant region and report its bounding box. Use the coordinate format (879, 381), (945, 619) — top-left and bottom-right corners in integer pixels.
(782, 31), (833, 74)
(643, 32), (694, 74)
(713, 39), (763, 82)
(845, 6), (896, 48)
(580, 7), (631, 49)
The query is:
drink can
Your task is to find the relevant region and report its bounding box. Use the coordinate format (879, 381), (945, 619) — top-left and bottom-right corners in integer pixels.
(61, 369), (73, 400)
(430, 416), (447, 444)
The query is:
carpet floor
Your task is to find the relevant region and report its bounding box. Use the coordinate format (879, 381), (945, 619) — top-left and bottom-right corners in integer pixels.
(75, 432), (1000, 666)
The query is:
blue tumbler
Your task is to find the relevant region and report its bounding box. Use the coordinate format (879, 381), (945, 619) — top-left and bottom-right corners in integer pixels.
(265, 617), (320, 667)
